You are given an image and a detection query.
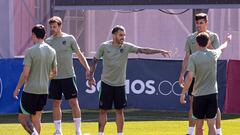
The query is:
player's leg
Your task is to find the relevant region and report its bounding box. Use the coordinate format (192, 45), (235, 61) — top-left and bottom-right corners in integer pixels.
(52, 100), (62, 134)
(188, 96), (195, 135)
(31, 94), (47, 134)
(18, 114), (36, 134)
(99, 109), (108, 135)
(206, 118), (216, 135)
(63, 77), (81, 134)
(98, 82), (114, 135)
(18, 92), (39, 135)
(216, 108), (222, 135)
(192, 94), (205, 135)
(69, 98), (81, 135)
(114, 85), (127, 135)
(49, 79), (63, 134)
(187, 79), (195, 135)
(206, 94), (218, 135)
(68, 98), (81, 118)
(31, 111), (42, 134)
(115, 109), (124, 135)
(195, 119), (204, 135)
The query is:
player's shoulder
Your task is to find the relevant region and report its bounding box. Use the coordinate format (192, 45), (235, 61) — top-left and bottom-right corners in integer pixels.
(206, 30), (218, 36)
(26, 45), (35, 52)
(25, 44), (39, 55)
(44, 42), (56, 53)
(123, 42), (139, 49)
(187, 31), (198, 40)
(100, 40), (112, 46)
(190, 51), (201, 58)
(62, 32), (72, 37)
(61, 32), (75, 40)
(45, 35), (54, 42)
(123, 41), (135, 46)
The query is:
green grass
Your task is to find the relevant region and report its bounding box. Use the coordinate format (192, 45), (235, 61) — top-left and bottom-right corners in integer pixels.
(0, 109), (240, 135)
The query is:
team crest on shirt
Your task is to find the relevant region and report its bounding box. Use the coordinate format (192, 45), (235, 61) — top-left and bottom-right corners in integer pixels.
(120, 48), (124, 53)
(62, 40), (66, 45)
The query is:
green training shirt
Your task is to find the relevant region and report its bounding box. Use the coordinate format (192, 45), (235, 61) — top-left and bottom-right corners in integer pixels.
(185, 30), (220, 55)
(95, 40), (139, 86)
(23, 42), (57, 94)
(45, 33), (79, 79)
(187, 49), (222, 96)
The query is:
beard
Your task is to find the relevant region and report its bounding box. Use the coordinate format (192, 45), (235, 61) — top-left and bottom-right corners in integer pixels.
(50, 30), (56, 35)
(117, 39), (124, 44)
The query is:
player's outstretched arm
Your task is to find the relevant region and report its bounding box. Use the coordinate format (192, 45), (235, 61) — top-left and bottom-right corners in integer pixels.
(137, 48), (171, 57)
(218, 33), (232, 52)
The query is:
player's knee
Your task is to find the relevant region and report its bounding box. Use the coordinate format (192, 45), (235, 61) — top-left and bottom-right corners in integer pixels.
(31, 117), (39, 124)
(99, 109), (107, 115)
(69, 99), (79, 108)
(115, 109), (124, 115)
(18, 114), (28, 124)
(53, 100), (61, 108)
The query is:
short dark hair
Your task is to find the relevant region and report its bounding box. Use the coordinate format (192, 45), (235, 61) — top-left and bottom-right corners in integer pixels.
(195, 13), (208, 21)
(48, 16), (62, 26)
(196, 32), (209, 47)
(32, 24), (45, 39)
(111, 25), (125, 34)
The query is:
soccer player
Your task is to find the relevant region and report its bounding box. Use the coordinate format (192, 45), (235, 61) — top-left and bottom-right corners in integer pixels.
(87, 25), (171, 135)
(180, 32), (232, 135)
(13, 24), (57, 135)
(178, 13), (223, 135)
(45, 16), (91, 135)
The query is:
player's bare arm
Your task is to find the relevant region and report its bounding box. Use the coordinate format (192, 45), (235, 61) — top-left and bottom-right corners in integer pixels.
(76, 49), (91, 78)
(49, 67), (57, 80)
(13, 65), (30, 99)
(178, 53), (190, 87)
(180, 71), (193, 104)
(137, 48), (171, 57)
(218, 34), (232, 52)
(88, 57), (98, 87)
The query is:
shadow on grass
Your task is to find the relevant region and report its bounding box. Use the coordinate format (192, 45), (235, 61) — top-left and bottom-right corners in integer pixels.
(0, 109), (240, 124)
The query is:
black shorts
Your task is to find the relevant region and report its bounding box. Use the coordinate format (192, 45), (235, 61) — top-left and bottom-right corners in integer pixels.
(188, 78), (195, 96)
(49, 77), (78, 100)
(19, 92), (47, 115)
(99, 82), (127, 110)
(193, 93), (218, 119)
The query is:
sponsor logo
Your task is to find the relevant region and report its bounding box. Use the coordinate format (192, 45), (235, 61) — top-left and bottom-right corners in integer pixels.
(85, 79), (182, 96)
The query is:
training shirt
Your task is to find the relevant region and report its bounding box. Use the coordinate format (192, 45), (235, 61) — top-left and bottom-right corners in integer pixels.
(95, 40), (139, 86)
(185, 30), (220, 54)
(45, 33), (79, 79)
(23, 42), (57, 94)
(187, 49), (222, 96)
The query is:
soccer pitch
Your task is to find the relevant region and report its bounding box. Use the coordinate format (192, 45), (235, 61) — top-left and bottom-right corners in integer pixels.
(0, 110), (240, 135)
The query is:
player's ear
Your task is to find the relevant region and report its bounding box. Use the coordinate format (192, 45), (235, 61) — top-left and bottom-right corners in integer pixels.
(112, 33), (116, 39)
